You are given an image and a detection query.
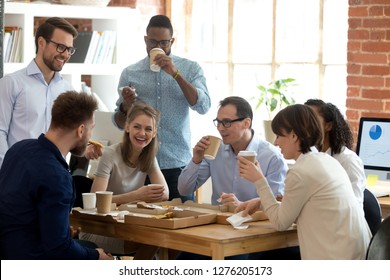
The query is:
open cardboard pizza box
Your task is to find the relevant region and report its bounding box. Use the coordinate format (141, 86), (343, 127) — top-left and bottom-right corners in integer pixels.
(118, 199), (268, 228)
(123, 209), (217, 229)
(71, 207), (121, 223)
(158, 199), (268, 224)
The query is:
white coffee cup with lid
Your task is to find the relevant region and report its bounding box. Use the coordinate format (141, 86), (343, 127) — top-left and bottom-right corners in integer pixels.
(237, 151), (257, 163)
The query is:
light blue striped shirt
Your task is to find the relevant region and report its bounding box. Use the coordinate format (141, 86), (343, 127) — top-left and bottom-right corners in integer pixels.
(114, 55), (210, 169)
(178, 133), (287, 205)
(0, 60), (73, 167)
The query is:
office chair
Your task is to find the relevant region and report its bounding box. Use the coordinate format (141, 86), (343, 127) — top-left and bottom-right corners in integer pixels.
(72, 175), (93, 208)
(363, 188), (382, 236)
(366, 215), (390, 260)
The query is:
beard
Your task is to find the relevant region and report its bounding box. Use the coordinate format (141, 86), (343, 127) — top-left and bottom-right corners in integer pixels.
(70, 139), (88, 157)
(43, 53), (65, 72)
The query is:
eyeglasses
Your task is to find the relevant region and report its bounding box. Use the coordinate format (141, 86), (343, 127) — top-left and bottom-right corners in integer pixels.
(46, 39), (76, 55)
(213, 117), (246, 128)
(146, 39), (173, 48)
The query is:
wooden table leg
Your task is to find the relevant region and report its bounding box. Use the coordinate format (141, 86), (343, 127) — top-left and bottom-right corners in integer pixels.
(158, 247), (169, 260)
(211, 243), (224, 260)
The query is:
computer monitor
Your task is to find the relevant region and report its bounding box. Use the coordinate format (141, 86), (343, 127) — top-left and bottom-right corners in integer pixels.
(356, 117), (390, 181)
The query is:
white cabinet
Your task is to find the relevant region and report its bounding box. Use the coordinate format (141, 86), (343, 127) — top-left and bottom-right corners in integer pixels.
(4, 2), (136, 111)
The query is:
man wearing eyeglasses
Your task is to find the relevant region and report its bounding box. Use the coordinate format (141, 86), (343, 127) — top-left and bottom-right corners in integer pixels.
(113, 15), (210, 202)
(178, 96), (287, 206)
(0, 17), (100, 168)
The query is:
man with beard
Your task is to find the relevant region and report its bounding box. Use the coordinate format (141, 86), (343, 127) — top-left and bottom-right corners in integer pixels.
(113, 15), (210, 202)
(0, 91), (113, 260)
(0, 17), (101, 168)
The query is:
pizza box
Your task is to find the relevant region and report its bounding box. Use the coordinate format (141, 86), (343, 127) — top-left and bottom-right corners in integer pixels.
(158, 198), (229, 213)
(158, 199), (268, 224)
(117, 202), (169, 215)
(71, 207), (122, 222)
(124, 209), (217, 229)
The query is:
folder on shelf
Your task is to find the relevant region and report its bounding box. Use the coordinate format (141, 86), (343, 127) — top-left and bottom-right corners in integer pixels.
(69, 31), (94, 63)
(84, 31), (99, 64)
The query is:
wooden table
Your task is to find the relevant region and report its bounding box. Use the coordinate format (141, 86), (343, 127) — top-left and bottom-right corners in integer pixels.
(378, 196), (390, 218)
(70, 212), (298, 260)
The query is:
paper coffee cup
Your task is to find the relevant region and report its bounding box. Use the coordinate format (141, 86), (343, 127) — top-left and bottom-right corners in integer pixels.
(238, 150), (257, 163)
(149, 48), (165, 72)
(204, 136), (222, 160)
(82, 193), (96, 210)
(96, 191), (113, 214)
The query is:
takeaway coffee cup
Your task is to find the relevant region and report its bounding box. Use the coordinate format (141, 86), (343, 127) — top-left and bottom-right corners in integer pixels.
(82, 193), (96, 210)
(149, 48), (165, 72)
(96, 191), (113, 214)
(204, 136), (222, 160)
(238, 150), (257, 163)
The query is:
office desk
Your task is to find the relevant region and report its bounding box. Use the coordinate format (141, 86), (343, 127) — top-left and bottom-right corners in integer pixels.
(70, 212), (298, 260)
(378, 196), (390, 218)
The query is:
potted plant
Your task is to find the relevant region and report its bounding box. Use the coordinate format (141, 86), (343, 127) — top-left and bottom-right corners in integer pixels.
(253, 78), (297, 142)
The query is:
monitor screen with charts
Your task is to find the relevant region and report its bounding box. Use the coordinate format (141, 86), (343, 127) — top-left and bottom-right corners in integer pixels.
(356, 117), (390, 182)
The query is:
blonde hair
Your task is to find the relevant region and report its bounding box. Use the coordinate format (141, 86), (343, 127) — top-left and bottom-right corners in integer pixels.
(120, 101), (160, 172)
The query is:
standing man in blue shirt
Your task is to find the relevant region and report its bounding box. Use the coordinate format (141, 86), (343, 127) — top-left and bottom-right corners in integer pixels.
(113, 15), (210, 201)
(0, 91), (113, 260)
(178, 96), (287, 206)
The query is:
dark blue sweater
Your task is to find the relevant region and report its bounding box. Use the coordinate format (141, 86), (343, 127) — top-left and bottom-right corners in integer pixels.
(0, 134), (98, 260)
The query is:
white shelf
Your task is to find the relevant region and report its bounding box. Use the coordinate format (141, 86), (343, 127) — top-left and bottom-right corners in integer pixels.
(4, 2), (136, 111)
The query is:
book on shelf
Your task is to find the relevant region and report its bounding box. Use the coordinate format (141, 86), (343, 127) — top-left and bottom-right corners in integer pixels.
(68, 30), (116, 64)
(91, 31), (117, 64)
(69, 31), (94, 63)
(4, 26), (22, 63)
(103, 31), (117, 64)
(3, 32), (11, 60)
(84, 31), (99, 64)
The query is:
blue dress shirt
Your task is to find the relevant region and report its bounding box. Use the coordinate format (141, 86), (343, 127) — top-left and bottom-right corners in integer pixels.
(114, 55), (210, 169)
(178, 133), (287, 205)
(0, 60), (73, 167)
(0, 134), (98, 259)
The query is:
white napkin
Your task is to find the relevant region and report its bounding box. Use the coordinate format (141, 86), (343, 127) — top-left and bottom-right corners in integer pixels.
(226, 211), (253, 229)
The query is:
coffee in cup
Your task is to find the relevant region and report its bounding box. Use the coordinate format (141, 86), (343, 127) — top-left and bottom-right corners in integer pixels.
(96, 191), (113, 214)
(238, 150), (257, 163)
(204, 136), (222, 160)
(149, 48), (165, 72)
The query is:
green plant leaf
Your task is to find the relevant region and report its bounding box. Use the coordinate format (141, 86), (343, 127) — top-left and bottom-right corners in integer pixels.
(254, 78), (297, 117)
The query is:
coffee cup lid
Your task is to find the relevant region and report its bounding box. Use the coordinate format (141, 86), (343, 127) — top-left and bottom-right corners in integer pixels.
(238, 151), (257, 157)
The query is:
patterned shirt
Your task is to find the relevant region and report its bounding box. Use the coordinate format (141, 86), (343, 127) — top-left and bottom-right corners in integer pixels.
(114, 54), (210, 169)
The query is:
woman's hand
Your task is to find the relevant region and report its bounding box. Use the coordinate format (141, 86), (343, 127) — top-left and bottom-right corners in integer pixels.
(134, 184), (165, 202)
(235, 198), (261, 217)
(237, 157), (264, 183)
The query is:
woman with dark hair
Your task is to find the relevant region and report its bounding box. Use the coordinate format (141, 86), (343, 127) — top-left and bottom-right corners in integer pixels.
(237, 104), (371, 259)
(304, 99), (365, 208)
(80, 101), (168, 258)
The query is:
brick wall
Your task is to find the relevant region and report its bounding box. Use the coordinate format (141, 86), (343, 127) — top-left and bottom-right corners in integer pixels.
(347, 0), (390, 144)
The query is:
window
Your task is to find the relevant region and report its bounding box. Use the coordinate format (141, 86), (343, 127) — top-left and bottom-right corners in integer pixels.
(170, 0), (348, 140)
